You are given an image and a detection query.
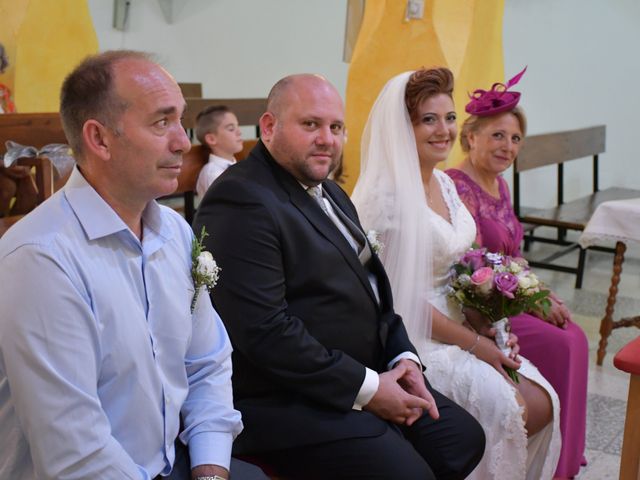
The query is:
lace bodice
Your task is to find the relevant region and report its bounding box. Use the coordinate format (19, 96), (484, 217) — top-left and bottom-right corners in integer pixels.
(427, 170), (477, 320)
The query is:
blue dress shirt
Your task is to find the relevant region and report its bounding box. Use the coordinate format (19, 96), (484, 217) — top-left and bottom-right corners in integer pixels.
(0, 168), (242, 479)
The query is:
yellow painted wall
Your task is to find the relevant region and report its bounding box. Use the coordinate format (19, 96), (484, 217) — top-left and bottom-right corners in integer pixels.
(0, 0), (98, 113)
(343, 0), (505, 193)
(0, 1), (30, 100)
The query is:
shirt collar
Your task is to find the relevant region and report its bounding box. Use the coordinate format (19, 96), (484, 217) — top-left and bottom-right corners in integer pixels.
(64, 166), (171, 243)
(208, 154), (236, 168)
(298, 180), (323, 191)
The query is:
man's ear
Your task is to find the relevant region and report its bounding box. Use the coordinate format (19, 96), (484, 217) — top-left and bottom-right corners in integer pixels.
(82, 120), (112, 161)
(259, 112), (276, 144)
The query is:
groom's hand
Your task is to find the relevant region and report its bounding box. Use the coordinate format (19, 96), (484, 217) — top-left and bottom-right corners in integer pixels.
(364, 361), (438, 425)
(395, 358), (440, 424)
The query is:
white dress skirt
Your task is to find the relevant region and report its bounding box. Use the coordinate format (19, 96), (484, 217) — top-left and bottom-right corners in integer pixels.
(422, 170), (561, 480)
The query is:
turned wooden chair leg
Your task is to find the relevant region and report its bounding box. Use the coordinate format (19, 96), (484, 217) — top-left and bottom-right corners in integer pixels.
(597, 242), (626, 366)
(574, 247), (587, 289)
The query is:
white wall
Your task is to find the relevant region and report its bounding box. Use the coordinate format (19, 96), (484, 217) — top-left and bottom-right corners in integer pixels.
(88, 0), (349, 98)
(88, 0), (640, 206)
(504, 0), (640, 205)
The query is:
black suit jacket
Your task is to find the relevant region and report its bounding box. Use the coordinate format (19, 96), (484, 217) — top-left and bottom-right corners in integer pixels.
(193, 141), (418, 454)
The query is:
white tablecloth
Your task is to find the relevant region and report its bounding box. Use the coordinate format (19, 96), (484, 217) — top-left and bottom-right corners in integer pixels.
(579, 198), (640, 248)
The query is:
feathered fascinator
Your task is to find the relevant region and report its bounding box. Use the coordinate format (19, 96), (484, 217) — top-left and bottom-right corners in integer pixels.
(465, 67), (527, 117)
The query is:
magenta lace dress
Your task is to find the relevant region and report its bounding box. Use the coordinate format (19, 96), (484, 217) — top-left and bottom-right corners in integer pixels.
(446, 169), (589, 478)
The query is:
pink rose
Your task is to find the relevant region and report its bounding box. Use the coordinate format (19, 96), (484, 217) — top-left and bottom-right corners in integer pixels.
(470, 267), (494, 295)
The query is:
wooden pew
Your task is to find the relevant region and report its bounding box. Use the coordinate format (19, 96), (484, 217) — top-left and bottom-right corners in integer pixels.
(0, 112), (71, 188)
(184, 98), (267, 137)
(0, 109), (264, 227)
(0, 156), (54, 237)
(513, 125), (640, 288)
(0, 112), (67, 149)
(164, 97), (266, 224)
(172, 139), (258, 224)
(0, 113), (68, 236)
(178, 82), (202, 98)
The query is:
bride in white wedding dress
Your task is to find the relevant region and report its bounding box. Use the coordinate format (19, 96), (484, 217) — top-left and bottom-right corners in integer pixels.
(352, 68), (560, 479)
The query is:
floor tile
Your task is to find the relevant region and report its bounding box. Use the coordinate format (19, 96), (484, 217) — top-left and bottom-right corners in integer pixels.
(577, 450), (621, 479)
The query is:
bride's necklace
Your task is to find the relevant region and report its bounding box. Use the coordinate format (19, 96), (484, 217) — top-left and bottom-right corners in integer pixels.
(424, 175), (435, 205)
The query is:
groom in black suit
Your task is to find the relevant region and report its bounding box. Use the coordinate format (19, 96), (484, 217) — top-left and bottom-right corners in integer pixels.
(193, 74), (484, 479)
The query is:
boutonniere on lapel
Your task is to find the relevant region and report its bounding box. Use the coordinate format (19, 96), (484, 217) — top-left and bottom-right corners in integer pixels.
(366, 230), (384, 255)
(191, 226), (221, 313)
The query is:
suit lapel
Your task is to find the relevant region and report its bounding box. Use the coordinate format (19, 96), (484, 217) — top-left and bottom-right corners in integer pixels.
(266, 156), (379, 307)
(320, 186), (380, 307)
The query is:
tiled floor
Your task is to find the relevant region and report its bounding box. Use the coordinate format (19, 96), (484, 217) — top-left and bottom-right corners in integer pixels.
(525, 231), (640, 479)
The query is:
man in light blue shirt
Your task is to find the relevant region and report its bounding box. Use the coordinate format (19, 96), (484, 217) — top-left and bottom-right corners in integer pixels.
(0, 51), (251, 479)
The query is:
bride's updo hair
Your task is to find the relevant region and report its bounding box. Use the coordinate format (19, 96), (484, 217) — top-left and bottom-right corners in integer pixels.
(404, 67), (454, 124)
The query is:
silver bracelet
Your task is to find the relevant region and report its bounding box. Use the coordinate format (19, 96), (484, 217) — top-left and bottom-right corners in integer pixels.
(467, 334), (480, 354)
(194, 476), (226, 480)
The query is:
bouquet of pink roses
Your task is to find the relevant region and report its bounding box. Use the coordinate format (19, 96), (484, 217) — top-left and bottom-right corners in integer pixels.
(448, 246), (551, 382)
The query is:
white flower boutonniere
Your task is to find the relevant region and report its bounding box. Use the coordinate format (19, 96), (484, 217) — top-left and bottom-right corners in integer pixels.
(366, 229), (384, 255)
(191, 226), (221, 312)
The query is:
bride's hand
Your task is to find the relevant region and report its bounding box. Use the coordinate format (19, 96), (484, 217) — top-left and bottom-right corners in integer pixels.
(471, 335), (522, 384)
(506, 332), (520, 360)
(462, 307), (496, 339)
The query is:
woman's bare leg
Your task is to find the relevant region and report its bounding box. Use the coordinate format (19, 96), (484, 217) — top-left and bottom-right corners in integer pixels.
(516, 377), (553, 436)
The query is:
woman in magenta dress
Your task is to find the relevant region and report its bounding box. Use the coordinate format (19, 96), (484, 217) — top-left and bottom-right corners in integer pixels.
(446, 72), (588, 479)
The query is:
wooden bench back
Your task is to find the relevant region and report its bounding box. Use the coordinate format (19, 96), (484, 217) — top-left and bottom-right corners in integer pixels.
(513, 125), (607, 216)
(176, 144), (208, 194)
(183, 98), (267, 130)
(515, 125), (606, 173)
(0, 112), (71, 191)
(0, 113), (68, 153)
(175, 139), (259, 195)
(20, 156), (55, 204)
(178, 82), (203, 98)
(0, 156), (55, 237)
(172, 139), (259, 224)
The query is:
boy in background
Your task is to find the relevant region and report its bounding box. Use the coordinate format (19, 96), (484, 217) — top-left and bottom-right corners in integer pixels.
(195, 105), (243, 198)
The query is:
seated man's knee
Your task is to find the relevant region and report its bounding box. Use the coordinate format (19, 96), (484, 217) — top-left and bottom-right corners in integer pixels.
(406, 403), (485, 480)
(445, 414), (485, 480)
(362, 428), (436, 480)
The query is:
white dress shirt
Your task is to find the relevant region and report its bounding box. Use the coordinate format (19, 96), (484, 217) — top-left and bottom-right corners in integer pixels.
(196, 154), (236, 198)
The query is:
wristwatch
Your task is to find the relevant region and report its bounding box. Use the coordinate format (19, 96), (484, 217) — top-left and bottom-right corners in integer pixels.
(194, 476), (226, 480)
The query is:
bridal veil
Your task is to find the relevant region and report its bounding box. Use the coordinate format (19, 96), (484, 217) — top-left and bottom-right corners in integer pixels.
(351, 71), (433, 358)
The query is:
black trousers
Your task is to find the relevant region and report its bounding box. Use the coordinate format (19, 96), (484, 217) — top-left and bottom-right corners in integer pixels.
(249, 382), (485, 480)
(155, 440), (269, 480)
